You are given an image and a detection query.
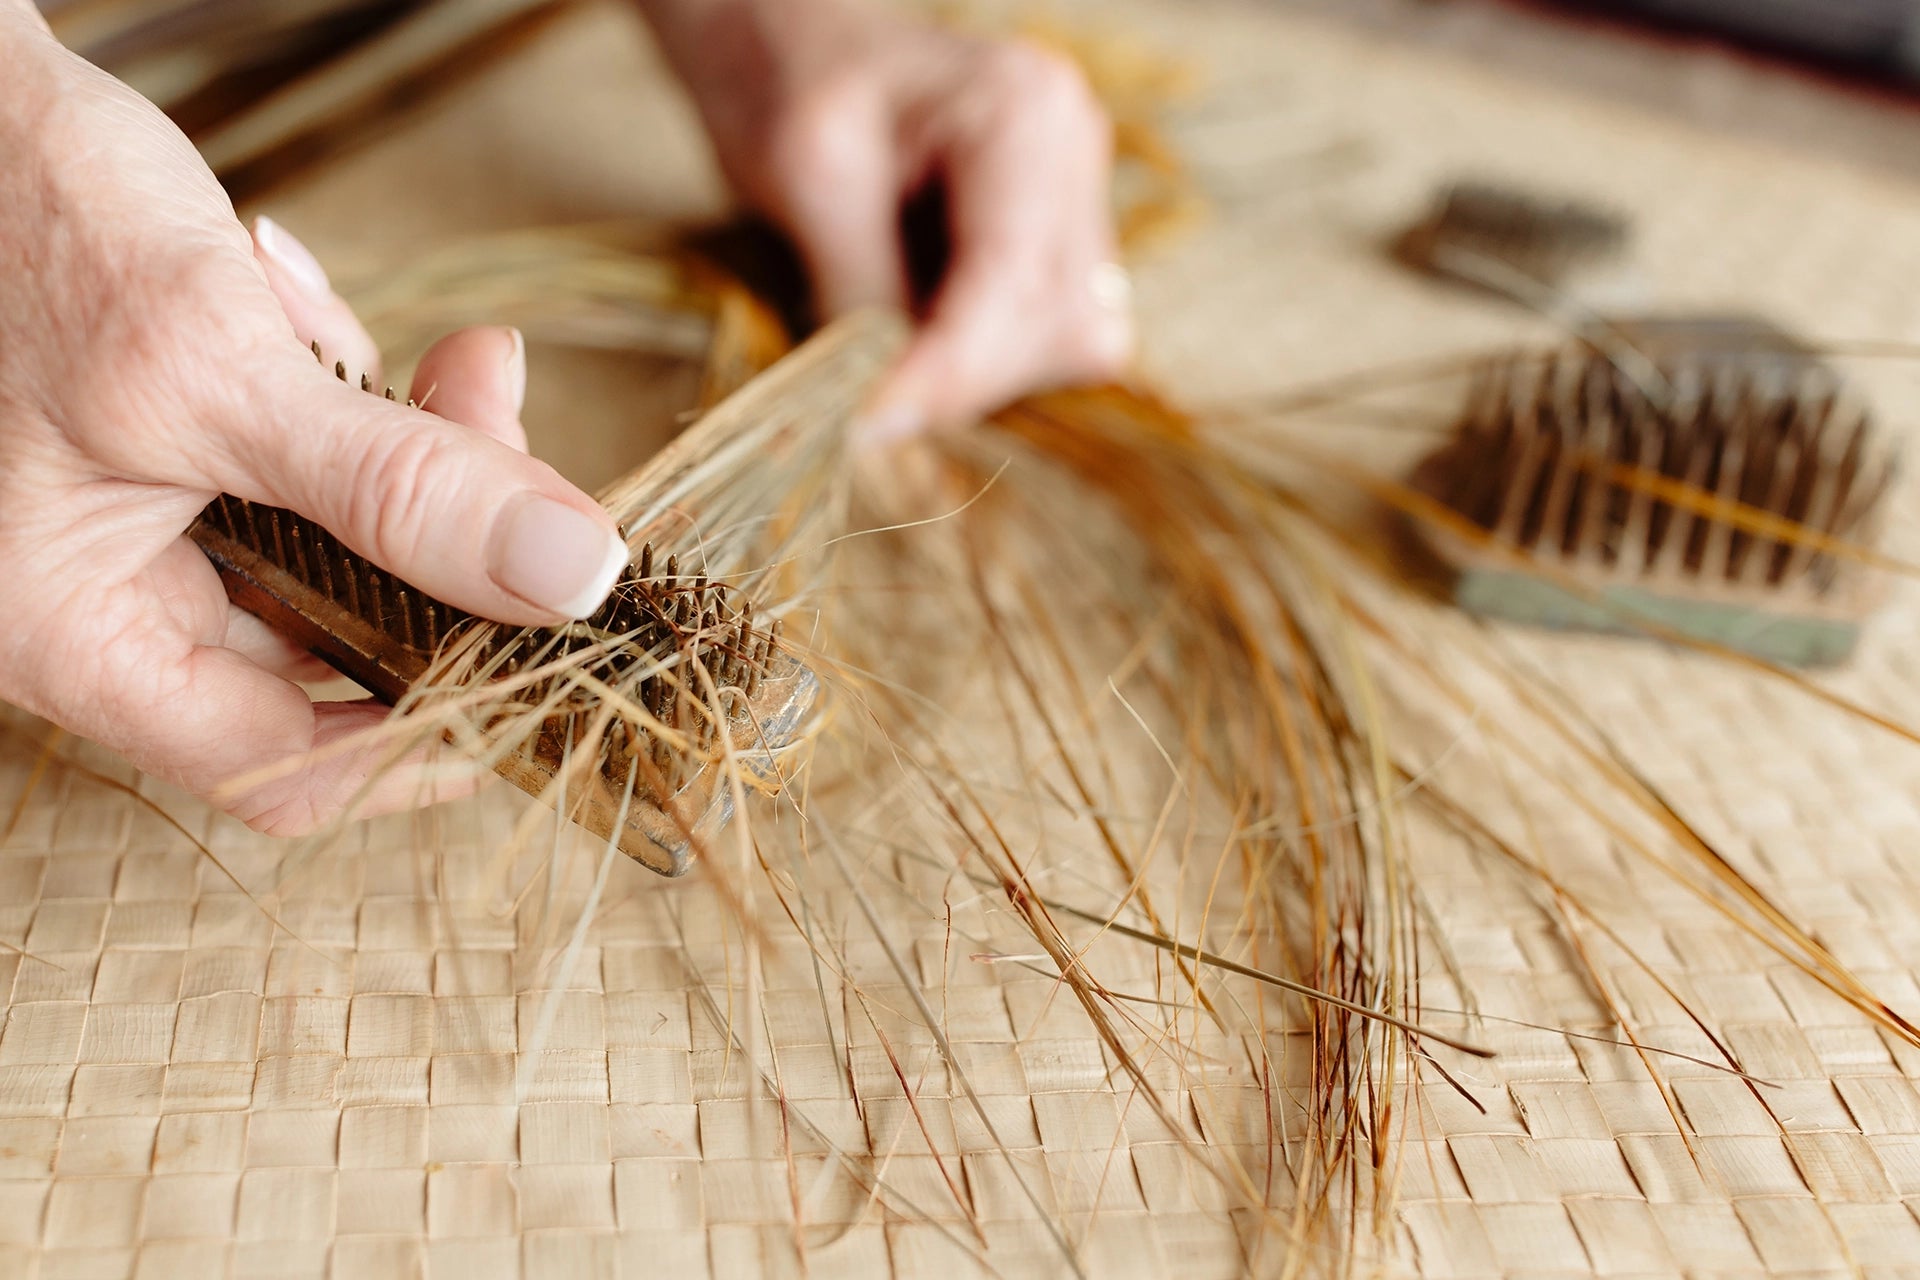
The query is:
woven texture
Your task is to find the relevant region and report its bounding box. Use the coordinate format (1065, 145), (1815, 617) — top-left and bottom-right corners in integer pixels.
(10, 1), (1920, 1276)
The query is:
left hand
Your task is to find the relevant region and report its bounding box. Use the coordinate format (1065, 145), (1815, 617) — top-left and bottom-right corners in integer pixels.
(639, 0), (1134, 443)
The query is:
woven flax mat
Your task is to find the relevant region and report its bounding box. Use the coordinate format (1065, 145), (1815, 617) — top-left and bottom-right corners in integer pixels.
(11, 1), (1920, 1276)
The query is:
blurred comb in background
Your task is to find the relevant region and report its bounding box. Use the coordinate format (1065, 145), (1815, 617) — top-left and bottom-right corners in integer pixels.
(40, 0), (568, 192)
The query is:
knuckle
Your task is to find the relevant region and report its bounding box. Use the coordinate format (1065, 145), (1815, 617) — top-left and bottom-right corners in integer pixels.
(229, 782), (326, 839)
(341, 422), (469, 574)
(985, 40), (1100, 119)
(766, 76), (881, 187)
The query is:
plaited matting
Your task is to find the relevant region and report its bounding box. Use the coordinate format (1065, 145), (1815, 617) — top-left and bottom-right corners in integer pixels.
(9, 1), (1920, 1276)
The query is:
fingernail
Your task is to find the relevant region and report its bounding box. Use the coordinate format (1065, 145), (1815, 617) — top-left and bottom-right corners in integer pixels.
(489, 495), (626, 619)
(855, 404), (926, 449)
(253, 215), (331, 300)
(506, 328), (528, 415)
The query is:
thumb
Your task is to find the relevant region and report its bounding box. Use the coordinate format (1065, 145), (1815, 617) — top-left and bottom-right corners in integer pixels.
(209, 357), (625, 625)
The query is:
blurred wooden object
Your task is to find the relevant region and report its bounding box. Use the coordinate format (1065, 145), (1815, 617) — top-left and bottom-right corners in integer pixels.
(195, 0), (568, 190)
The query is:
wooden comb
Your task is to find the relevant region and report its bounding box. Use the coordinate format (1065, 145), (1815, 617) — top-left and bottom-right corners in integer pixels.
(192, 314), (901, 874)
(1408, 322), (1899, 667)
(1396, 180), (1631, 294)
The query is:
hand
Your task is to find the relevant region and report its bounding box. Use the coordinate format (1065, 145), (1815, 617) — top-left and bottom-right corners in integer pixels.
(640, 0), (1133, 441)
(0, 15), (627, 833)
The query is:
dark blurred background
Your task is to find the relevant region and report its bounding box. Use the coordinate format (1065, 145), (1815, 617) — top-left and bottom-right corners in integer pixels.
(1267, 0), (1920, 82)
(1254, 0), (1920, 181)
(1595, 0), (1920, 76)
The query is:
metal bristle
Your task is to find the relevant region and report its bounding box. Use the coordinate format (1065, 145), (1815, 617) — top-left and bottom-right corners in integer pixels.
(1424, 345), (1895, 595)
(193, 352), (809, 841)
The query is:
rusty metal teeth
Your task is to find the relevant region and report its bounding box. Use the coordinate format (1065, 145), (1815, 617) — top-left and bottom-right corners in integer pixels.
(207, 344), (802, 801)
(1426, 344), (1894, 591)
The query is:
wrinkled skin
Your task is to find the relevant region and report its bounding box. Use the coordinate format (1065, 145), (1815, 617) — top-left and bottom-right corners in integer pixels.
(0, 6), (613, 831)
(0, 0), (1128, 832)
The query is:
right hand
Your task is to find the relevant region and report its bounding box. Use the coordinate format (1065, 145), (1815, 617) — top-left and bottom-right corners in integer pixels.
(639, 0), (1131, 441)
(0, 12), (627, 834)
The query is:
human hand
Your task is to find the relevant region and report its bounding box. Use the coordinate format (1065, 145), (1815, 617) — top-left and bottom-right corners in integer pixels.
(0, 14), (626, 833)
(639, 0), (1133, 443)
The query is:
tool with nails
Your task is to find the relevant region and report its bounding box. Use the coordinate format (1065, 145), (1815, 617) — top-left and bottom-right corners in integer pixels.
(189, 317), (903, 874)
(1396, 179), (1632, 295)
(1408, 321), (1898, 667)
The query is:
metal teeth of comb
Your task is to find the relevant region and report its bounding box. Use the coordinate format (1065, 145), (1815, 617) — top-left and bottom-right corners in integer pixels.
(1398, 181), (1630, 289)
(1418, 345), (1898, 596)
(295, 342), (799, 705)
(317, 340), (413, 407)
(189, 344), (814, 875)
